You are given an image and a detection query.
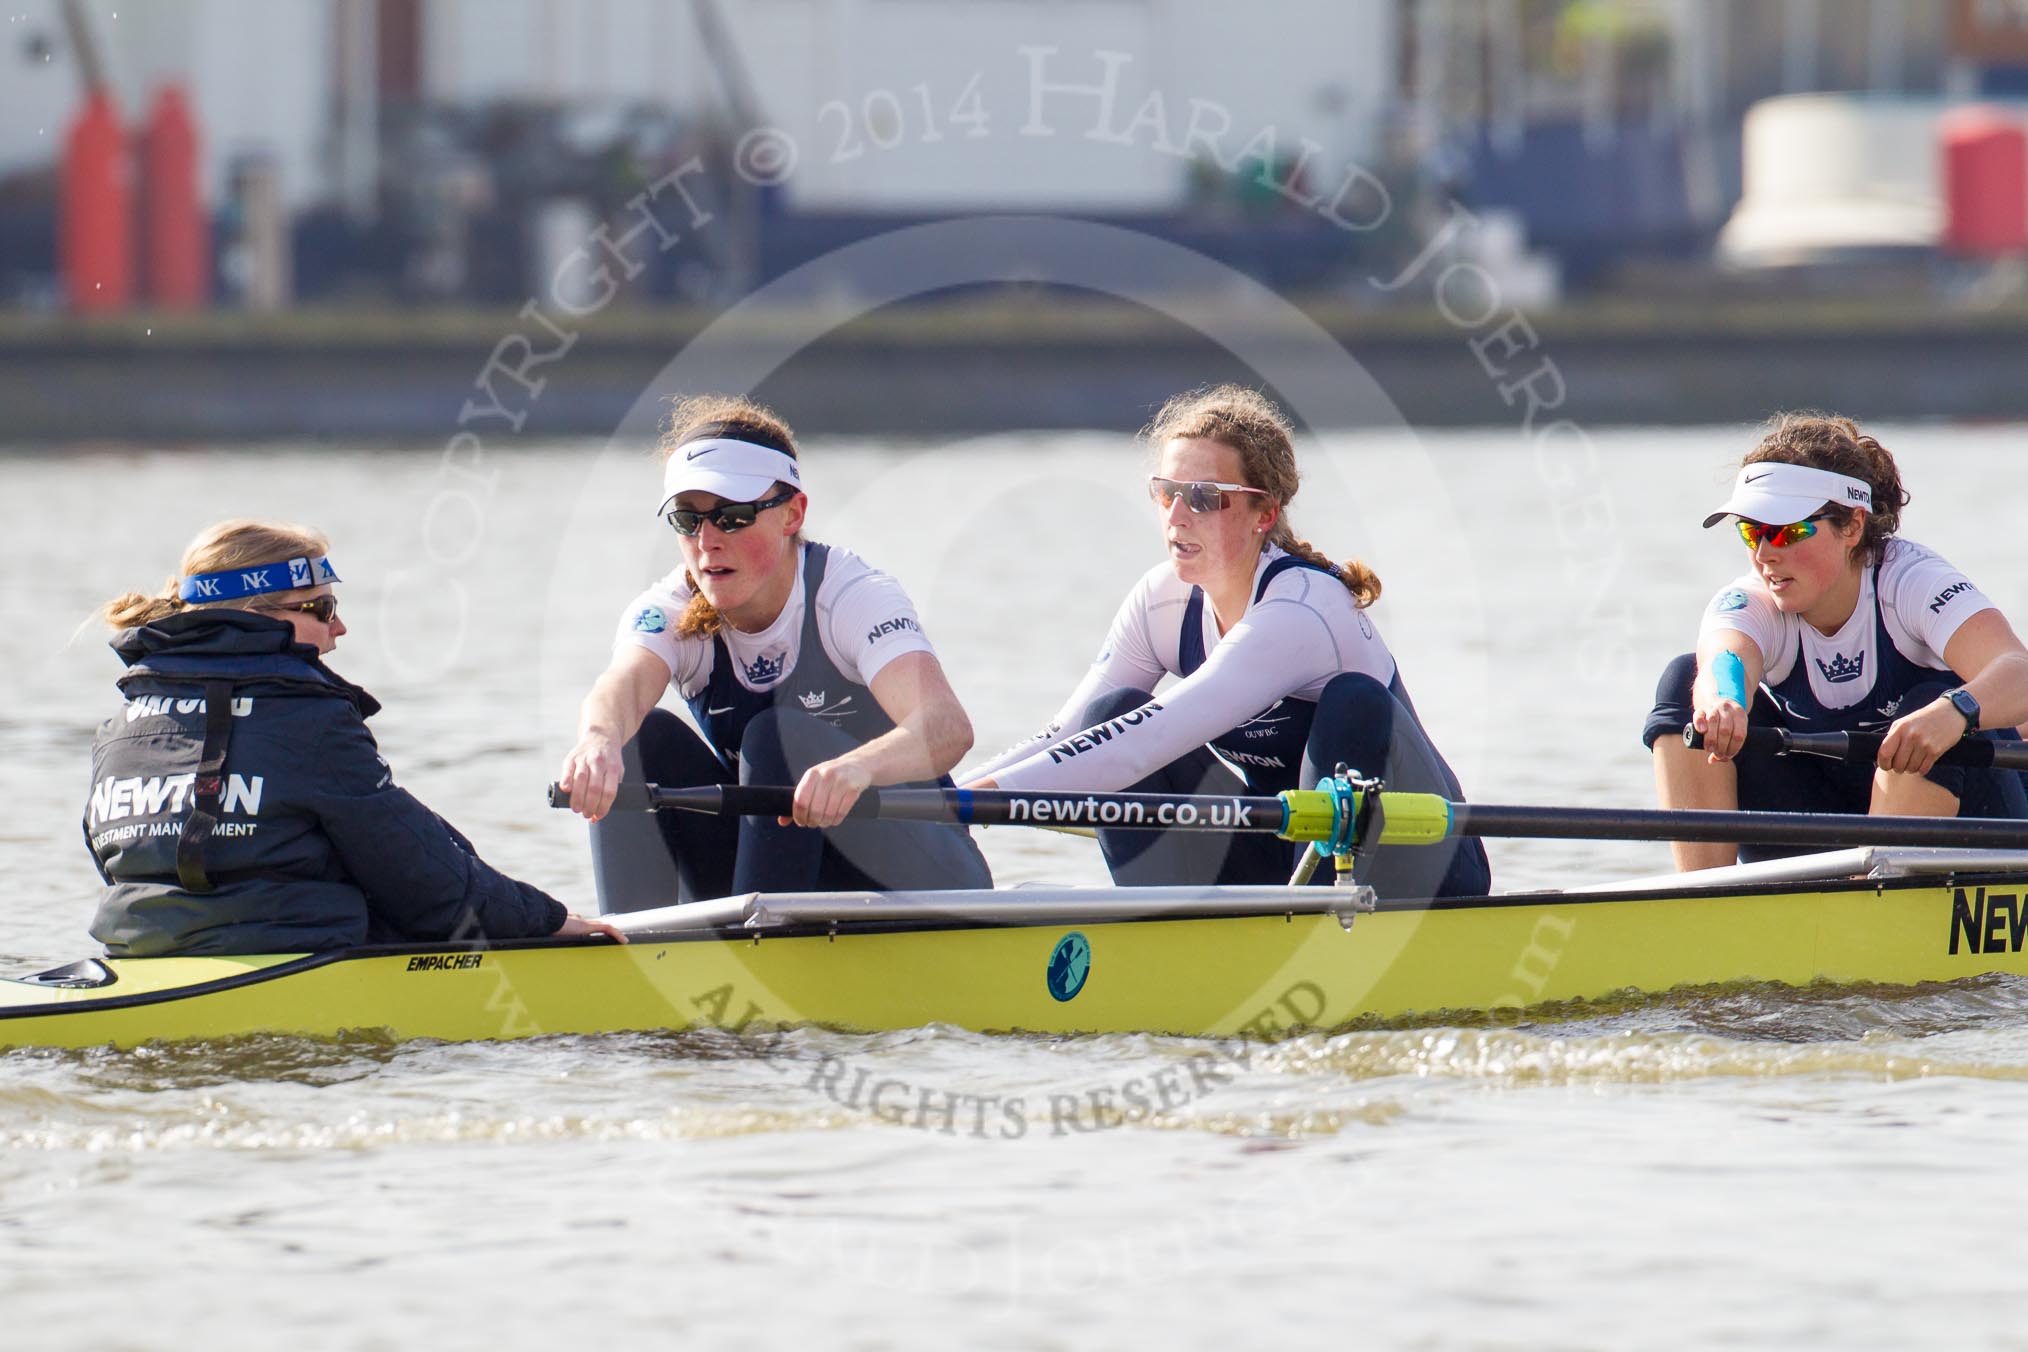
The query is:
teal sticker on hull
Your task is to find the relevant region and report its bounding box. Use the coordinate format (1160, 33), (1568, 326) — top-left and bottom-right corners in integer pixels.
(1046, 932), (1091, 1002)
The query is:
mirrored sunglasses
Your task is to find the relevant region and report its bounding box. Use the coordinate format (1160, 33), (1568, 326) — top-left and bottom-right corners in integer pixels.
(665, 487), (797, 537)
(258, 594), (339, 623)
(1736, 512), (1833, 550)
(1148, 477), (1267, 514)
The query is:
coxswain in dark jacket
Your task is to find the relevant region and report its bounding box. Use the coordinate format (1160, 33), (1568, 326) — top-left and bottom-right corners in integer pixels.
(85, 609), (570, 956)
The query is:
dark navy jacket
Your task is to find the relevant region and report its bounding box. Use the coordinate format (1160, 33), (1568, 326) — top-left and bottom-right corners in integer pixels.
(84, 610), (565, 957)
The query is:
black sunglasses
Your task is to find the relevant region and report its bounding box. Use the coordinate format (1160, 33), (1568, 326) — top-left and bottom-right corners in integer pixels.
(257, 595), (339, 623)
(665, 487), (797, 537)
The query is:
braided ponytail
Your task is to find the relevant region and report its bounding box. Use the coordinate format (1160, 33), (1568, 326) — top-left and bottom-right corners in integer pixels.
(1269, 529), (1382, 607)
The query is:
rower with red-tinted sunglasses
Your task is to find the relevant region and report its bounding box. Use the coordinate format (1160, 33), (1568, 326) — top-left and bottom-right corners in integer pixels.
(1643, 413), (2028, 871)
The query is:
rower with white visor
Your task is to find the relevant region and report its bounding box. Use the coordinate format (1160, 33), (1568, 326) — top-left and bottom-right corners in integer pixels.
(1644, 413), (2028, 870)
(556, 396), (990, 906)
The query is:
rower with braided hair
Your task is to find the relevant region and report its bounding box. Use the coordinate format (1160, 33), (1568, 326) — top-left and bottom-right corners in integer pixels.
(966, 385), (1490, 899)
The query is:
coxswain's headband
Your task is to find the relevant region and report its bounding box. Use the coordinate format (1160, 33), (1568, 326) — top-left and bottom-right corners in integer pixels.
(1701, 463), (1872, 529)
(655, 438), (802, 516)
(179, 555), (341, 603)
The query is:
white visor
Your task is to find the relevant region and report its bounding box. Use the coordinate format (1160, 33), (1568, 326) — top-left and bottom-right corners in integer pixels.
(655, 438), (803, 516)
(1700, 462), (1872, 529)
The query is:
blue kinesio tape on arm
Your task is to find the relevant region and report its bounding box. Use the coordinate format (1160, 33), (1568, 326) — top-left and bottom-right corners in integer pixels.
(1712, 650), (1748, 706)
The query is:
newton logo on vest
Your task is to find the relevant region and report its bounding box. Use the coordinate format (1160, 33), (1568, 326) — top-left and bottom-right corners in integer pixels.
(88, 773), (265, 826)
(1815, 652), (1864, 684)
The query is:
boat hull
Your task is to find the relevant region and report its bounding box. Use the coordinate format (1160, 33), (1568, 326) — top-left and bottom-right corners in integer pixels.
(5, 872), (2026, 1048)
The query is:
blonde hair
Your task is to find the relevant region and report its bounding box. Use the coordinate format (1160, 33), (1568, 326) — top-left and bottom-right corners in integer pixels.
(1142, 385), (1381, 607)
(656, 394), (803, 638)
(100, 519), (331, 630)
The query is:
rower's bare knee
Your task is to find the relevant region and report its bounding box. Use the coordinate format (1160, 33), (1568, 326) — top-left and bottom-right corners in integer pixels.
(1652, 738), (1739, 872)
(1871, 769), (1959, 818)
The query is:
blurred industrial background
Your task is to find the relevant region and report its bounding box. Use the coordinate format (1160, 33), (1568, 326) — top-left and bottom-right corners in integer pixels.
(7, 0), (2028, 436)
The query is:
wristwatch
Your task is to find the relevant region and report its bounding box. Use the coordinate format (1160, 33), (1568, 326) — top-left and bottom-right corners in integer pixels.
(1945, 687), (1981, 734)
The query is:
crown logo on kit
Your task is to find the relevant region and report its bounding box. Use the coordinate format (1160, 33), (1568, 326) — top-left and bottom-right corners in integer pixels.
(742, 652), (785, 685)
(1815, 652), (1865, 684)
(798, 690), (826, 710)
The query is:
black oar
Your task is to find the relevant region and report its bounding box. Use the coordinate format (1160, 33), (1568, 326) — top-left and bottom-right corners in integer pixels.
(1683, 723), (2028, 770)
(1446, 803), (2028, 849)
(550, 781), (2028, 851)
(550, 782), (1291, 831)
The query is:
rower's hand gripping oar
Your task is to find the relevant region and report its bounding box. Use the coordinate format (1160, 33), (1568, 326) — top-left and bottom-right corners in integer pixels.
(1683, 722), (2028, 771)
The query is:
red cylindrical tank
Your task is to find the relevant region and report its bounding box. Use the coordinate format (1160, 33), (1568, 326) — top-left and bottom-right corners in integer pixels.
(59, 92), (133, 313)
(138, 85), (211, 308)
(1942, 105), (2028, 258)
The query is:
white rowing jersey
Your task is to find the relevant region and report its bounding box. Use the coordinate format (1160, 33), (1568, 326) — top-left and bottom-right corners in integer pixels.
(1699, 537), (1993, 710)
(615, 544), (937, 698)
(970, 546), (1398, 793)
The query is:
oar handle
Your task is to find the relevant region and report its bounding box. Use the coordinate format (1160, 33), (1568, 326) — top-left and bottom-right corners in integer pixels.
(547, 782), (656, 812)
(545, 782), (860, 817)
(1683, 723), (2028, 770)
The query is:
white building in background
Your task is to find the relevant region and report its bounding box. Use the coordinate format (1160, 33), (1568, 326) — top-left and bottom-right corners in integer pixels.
(1718, 94), (1944, 266)
(0, 0), (1395, 213)
(423, 0), (1397, 210)
(0, 0), (331, 208)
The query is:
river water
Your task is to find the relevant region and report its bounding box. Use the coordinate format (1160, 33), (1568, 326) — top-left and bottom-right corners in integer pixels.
(4, 427), (2027, 1349)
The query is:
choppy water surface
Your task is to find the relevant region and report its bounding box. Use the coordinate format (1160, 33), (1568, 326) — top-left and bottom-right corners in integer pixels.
(5, 428), (2028, 1349)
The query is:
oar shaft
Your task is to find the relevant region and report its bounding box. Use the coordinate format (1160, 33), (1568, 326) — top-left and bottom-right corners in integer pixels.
(551, 780), (2028, 851)
(646, 783), (1292, 832)
(1451, 802), (2028, 849)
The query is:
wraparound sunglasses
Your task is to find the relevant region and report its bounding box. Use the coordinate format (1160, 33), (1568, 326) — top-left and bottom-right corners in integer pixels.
(1148, 477), (1268, 513)
(666, 487), (798, 537)
(1736, 512), (1834, 549)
